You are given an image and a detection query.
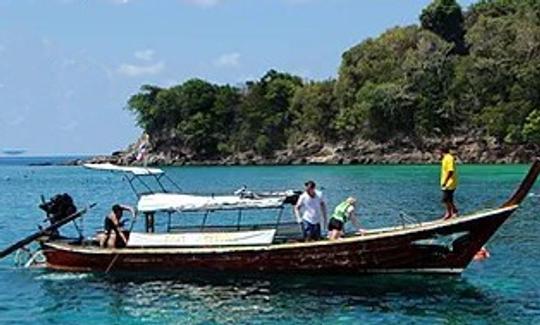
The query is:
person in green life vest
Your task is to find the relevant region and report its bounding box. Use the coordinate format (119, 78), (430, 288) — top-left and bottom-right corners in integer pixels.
(328, 197), (364, 240)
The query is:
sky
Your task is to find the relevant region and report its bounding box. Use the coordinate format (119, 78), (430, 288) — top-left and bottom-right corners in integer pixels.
(0, 0), (477, 156)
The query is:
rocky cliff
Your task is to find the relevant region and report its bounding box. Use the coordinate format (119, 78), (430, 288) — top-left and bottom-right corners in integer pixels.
(78, 133), (539, 166)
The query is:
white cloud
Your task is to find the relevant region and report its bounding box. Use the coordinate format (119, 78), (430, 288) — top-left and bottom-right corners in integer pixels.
(8, 115), (25, 127)
(110, 0), (132, 4)
(117, 61), (165, 77)
(182, 0), (222, 8)
(213, 52), (240, 68)
(101, 0), (312, 8)
(60, 120), (79, 131)
(283, 0), (315, 4)
(160, 79), (182, 88)
(134, 49), (155, 61)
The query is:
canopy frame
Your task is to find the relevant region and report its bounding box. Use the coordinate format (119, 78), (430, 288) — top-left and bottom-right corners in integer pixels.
(157, 205), (291, 241)
(84, 163), (182, 198)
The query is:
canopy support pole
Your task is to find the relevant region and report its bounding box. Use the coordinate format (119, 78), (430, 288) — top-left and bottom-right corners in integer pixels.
(167, 212), (172, 232)
(275, 207), (284, 229)
(163, 174), (182, 192)
(237, 210), (242, 231)
(124, 175), (141, 198)
(201, 211), (209, 231)
(154, 174), (168, 193)
(145, 213), (155, 233)
(134, 176), (155, 195)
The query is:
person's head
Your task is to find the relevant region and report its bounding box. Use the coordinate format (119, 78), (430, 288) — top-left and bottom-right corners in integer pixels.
(346, 196), (357, 206)
(112, 204), (123, 217)
(304, 180), (316, 196)
(440, 145), (450, 158)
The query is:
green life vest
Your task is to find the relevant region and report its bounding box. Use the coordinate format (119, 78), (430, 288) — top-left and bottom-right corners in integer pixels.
(332, 201), (351, 223)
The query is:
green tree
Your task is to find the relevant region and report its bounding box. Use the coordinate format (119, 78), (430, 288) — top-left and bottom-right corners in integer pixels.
(336, 82), (415, 141)
(335, 26), (420, 114)
(420, 0), (467, 54)
(289, 80), (338, 142)
(522, 109), (540, 144)
(234, 70), (303, 155)
(126, 84), (163, 132)
(402, 30), (456, 135)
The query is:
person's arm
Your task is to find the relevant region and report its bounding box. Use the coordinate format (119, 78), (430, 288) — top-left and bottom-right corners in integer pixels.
(442, 171), (454, 189)
(320, 200), (328, 227)
(120, 205), (137, 227)
(294, 196), (303, 223)
(121, 205), (136, 216)
(350, 211), (361, 229)
(349, 210), (365, 234)
(112, 216), (128, 245)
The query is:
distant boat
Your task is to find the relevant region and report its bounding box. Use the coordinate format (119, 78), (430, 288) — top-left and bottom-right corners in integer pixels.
(2, 149), (27, 155)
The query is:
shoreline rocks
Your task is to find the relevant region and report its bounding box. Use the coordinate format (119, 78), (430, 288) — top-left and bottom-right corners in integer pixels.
(74, 134), (540, 167)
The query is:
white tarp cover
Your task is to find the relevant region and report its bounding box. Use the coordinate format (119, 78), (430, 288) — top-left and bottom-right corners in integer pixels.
(83, 163), (164, 176)
(127, 229), (276, 247)
(137, 193), (285, 212)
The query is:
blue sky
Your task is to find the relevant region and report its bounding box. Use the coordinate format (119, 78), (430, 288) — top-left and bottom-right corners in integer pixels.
(0, 0), (477, 156)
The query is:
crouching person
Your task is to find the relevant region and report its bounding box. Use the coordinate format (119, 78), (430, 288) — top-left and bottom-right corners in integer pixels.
(99, 204), (135, 248)
(328, 197), (364, 240)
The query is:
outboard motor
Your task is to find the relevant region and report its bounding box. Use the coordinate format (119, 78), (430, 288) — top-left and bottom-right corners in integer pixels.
(39, 193), (77, 225)
(283, 191), (301, 205)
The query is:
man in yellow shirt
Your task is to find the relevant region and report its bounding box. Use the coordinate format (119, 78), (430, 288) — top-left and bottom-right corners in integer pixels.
(440, 147), (458, 220)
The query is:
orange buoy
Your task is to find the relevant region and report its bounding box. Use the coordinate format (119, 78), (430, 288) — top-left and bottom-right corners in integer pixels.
(474, 246), (490, 261)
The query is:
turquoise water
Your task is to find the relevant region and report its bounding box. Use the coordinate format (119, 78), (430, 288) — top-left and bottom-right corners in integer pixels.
(0, 159), (539, 324)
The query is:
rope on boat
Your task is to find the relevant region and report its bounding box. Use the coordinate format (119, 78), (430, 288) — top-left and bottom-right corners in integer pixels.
(128, 211), (139, 232)
(13, 247), (46, 268)
(361, 196), (423, 230)
(105, 254), (120, 273)
(24, 250), (46, 268)
(398, 211), (422, 228)
(13, 247), (31, 267)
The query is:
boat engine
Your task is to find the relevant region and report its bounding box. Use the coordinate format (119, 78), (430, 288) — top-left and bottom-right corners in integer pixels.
(39, 193), (77, 225)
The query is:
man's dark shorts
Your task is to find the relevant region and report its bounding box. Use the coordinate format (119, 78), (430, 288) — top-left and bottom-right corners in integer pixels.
(328, 218), (344, 232)
(442, 189), (455, 203)
(302, 220), (321, 240)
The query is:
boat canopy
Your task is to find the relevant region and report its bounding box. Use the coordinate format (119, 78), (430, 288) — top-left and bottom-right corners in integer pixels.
(137, 193), (285, 213)
(83, 163), (164, 176)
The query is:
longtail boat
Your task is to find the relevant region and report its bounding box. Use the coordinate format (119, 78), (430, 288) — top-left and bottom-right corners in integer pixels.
(3, 159), (539, 275)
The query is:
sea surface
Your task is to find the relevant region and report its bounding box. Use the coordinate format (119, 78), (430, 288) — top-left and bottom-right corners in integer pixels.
(0, 157), (539, 324)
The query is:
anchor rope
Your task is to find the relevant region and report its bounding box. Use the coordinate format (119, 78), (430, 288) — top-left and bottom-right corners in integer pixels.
(105, 254), (120, 273)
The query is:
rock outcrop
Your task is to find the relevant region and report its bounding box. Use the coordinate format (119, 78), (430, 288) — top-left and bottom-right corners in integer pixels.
(76, 133), (539, 166)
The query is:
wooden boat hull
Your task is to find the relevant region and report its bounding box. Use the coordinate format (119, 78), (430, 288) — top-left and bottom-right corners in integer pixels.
(41, 206), (517, 274)
(38, 158), (540, 275)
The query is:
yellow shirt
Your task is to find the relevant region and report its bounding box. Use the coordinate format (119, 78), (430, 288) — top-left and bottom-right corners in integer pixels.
(441, 153), (458, 190)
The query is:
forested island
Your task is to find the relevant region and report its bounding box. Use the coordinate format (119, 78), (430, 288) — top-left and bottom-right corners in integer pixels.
(92, 0), (540, 166)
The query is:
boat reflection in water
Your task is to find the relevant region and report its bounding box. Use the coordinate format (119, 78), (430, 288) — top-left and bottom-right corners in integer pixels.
(35, 271), (504, 323)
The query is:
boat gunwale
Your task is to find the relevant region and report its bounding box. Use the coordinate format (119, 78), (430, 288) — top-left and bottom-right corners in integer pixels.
(43, 205), (518, 255)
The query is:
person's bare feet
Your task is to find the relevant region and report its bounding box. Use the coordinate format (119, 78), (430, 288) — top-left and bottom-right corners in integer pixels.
(442, 213), (459, 220)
